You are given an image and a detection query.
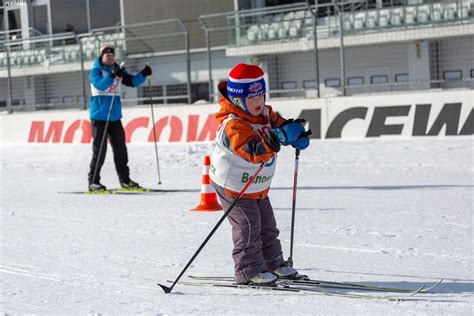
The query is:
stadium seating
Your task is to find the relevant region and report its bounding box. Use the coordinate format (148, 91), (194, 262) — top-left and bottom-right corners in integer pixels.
(417, 5), (430, 23)
(240, 2), (472, 43)
(0, 32), (125, 69)
(0, 2), (471, 69)
(405, 7), (414, 24)
(391, 8), (404, 26)
(459, 2), (471, 18)
(354, 13), (365, 30)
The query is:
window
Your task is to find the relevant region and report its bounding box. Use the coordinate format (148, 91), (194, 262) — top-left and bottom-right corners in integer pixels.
(166, 83), (187, 96)
(139, 85), (163, 104)
(166, 83), (187, 104)
(33, 5), (48, 34)
(191, 82), (209, 103)
(303, 80), (318, 89)
(347, 76), (364, 86)
(443, 70), (462, 81)
(0, 9), (4, 31)
(325, 78), (341, 87)
(471, 69), (474, 78)
(51, 1), (87, 34)
(89, 0), (121, 30)
(62, 96), (74, 104)
(370, 75), (388, 84)
(281, 81), (297, 89)
(395, 73), (409, 82)
(8, 9), (21, 31)
(49, 97), (59, 104)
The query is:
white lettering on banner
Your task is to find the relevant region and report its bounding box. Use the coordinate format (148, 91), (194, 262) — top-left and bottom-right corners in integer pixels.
(0, 91), (472, 144)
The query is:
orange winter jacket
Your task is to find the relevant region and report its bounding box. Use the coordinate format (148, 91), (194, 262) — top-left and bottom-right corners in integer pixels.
(213, 81), (287, 199)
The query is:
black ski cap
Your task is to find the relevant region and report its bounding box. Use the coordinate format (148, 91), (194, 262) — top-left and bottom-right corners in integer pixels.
(100, 45), (115, 57)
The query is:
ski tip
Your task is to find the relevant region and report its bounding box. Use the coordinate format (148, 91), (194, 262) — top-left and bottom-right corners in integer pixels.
(408, 283), (426, 297)
(426, 279), (443, 291)
(157, 283), (172, 294)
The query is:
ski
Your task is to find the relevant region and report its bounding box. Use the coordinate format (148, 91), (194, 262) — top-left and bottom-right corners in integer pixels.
(57, 188), (196, 195)
(167, 280), (419, 301)
(187, 275), (442, 294)
(58, 187), (154, 195)
(169, 280), (299, 292)
(287, 278), (444, 294)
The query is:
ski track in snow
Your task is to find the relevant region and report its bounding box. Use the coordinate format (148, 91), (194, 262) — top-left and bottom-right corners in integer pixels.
(1, 138), (473, 314)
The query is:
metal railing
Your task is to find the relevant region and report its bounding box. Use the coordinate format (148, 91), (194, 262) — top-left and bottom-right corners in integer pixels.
(0, 19), (191, 113)
(1, 32), (88, 111)
(199, 0), (474, 100)
(0, 27), (45, 43)
(88, 19), (191, 104)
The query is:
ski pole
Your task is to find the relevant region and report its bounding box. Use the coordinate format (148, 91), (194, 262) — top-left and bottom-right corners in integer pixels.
(148, 75), (162, 185)
(286, 129), (311, 267)
(287, 148), (300, 267)
(158, 162), (265, 294)
(91, 62), (125, 186)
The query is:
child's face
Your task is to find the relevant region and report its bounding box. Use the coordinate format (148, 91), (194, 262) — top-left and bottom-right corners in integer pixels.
(245, 95), (265, 116)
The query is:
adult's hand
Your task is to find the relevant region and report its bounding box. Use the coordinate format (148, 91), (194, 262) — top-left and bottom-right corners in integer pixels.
(110, 67), (124, 79)
(141, 65), (152, 77)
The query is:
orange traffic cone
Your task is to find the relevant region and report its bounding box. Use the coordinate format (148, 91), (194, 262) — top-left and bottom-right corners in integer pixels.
(191, 155), (223, 212)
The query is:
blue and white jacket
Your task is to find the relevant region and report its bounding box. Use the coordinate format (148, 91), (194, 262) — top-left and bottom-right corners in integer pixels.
(89, 58), (146, 121)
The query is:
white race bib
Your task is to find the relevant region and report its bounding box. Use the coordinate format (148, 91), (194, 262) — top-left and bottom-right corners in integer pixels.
(90, 70), (121, 97)
(209, 109), (277, 193)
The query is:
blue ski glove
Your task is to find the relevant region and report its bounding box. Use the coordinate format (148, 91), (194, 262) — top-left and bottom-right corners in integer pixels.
(274, 119), (306, 145)
(292, 134), (310, 150)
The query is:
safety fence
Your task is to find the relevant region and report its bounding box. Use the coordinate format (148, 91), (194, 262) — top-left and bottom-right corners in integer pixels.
(0, 19), (190, 112)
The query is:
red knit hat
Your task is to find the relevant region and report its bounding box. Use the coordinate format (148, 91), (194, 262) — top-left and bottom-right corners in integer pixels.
(227, 63), (266, 113)
(228, 63), (264, 82)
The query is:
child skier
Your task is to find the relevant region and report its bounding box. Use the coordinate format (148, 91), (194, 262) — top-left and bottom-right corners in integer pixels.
(209, 63), (310, 285)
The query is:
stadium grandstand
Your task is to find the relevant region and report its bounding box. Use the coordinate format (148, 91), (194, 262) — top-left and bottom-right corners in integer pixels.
(0, 0), (473, 112)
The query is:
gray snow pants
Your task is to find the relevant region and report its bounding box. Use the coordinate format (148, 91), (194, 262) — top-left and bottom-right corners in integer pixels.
(215, 186), (286, 283)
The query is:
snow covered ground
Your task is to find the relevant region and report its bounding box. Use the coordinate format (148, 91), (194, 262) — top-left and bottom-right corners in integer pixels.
(1, 137), (473, 314)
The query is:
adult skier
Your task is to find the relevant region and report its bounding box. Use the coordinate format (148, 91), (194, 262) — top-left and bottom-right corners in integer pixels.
(88, 45), (152, 191)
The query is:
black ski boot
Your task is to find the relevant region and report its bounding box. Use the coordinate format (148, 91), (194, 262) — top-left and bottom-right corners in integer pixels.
(273, 265), (309, 280)
(120, 178), (141, 189)
(89, 182), (107, 192)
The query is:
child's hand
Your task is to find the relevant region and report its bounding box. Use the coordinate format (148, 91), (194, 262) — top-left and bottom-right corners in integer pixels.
(274, 119), (306, 145)
(282, 118), (306, 126)
(291, 129), (312, 150)
(292, 135), (310, 150)
(263, 130), (281, 153)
